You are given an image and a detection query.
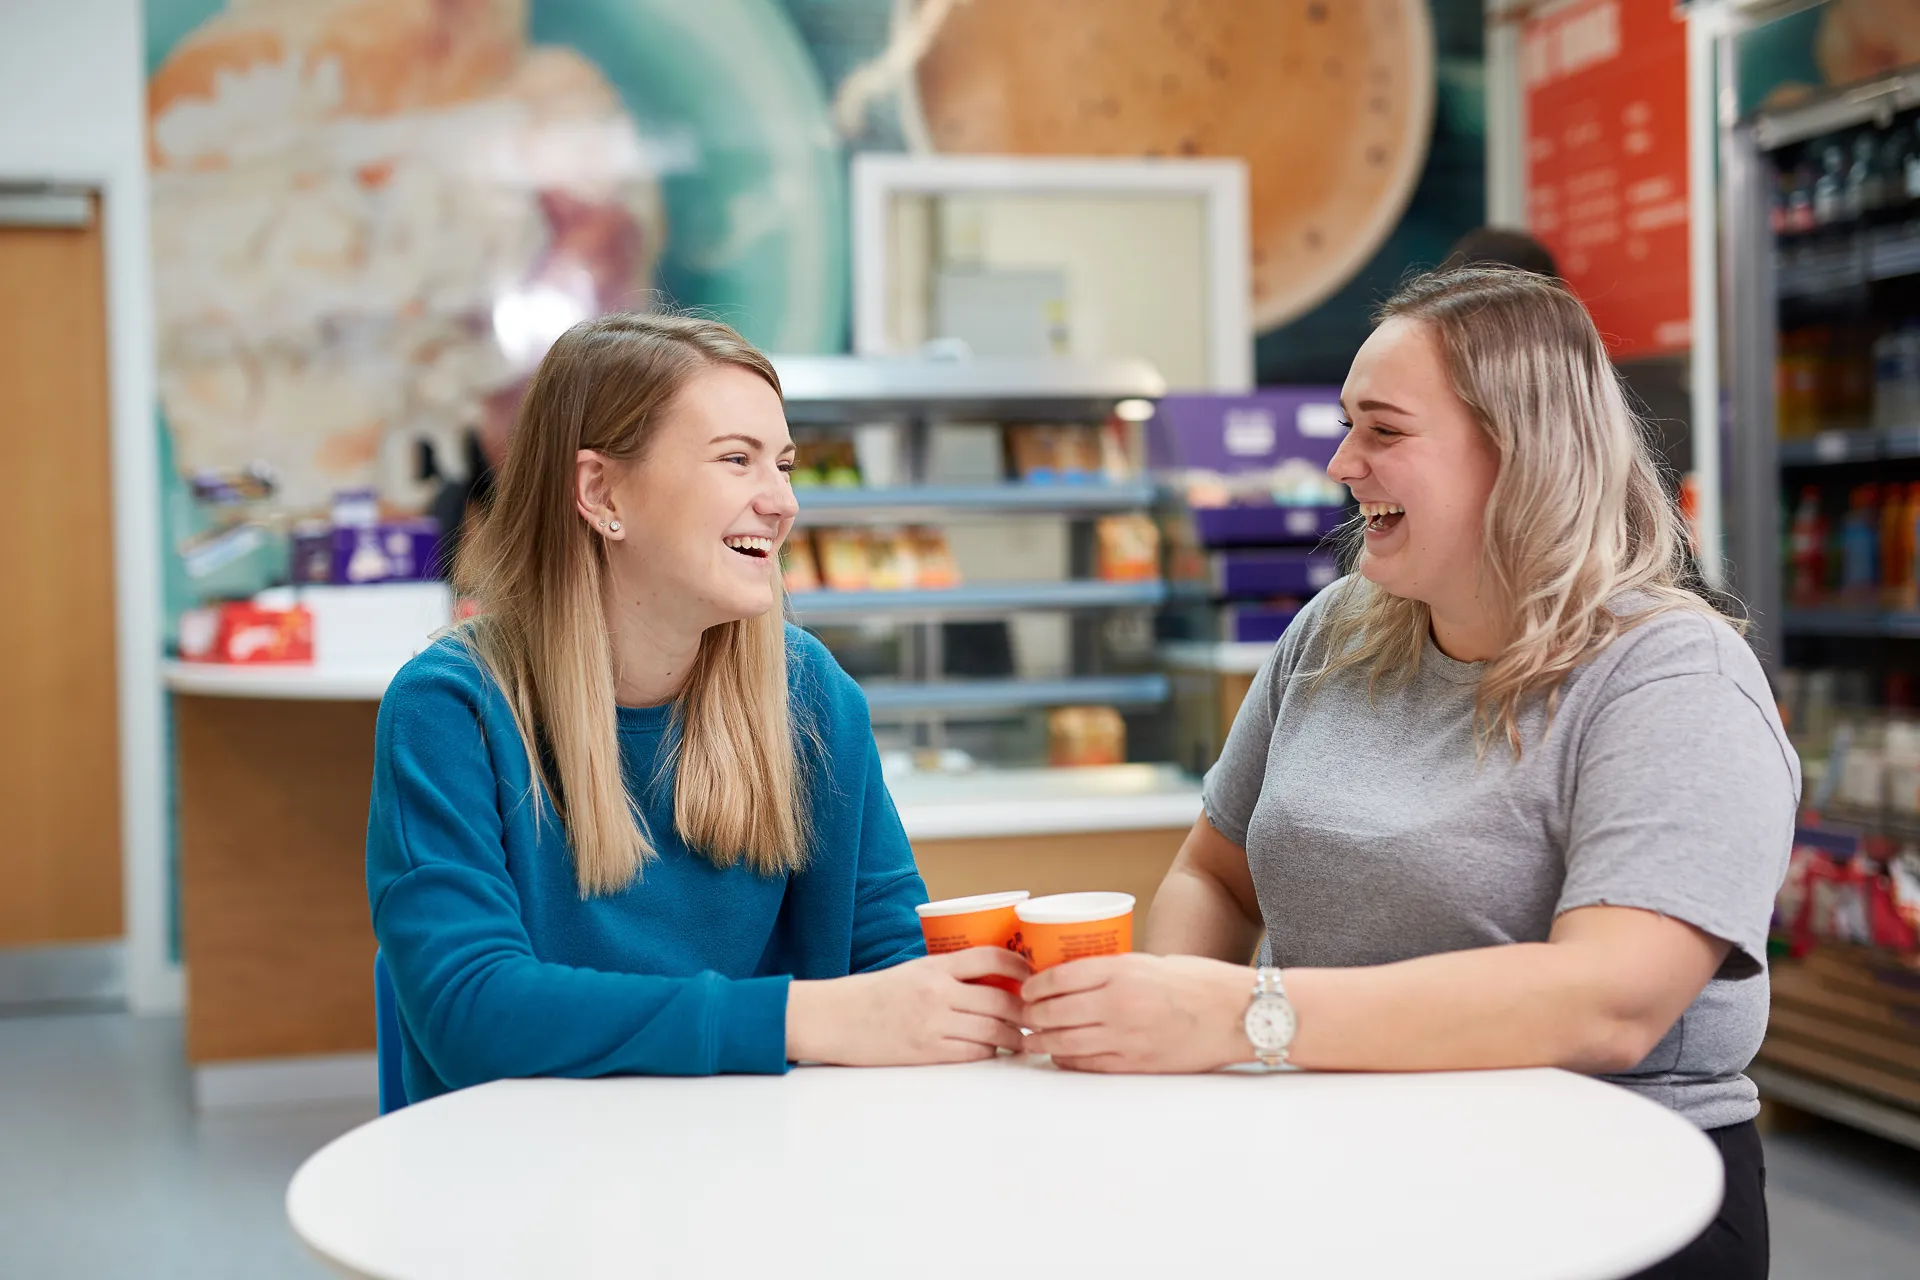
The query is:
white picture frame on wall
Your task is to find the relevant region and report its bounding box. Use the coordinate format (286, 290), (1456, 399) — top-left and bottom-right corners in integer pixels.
(850, 153), (1253, 392)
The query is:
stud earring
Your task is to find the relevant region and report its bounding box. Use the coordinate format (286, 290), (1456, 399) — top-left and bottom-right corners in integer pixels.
(608, 521), (621, 533)
(595, 519), (605, 528)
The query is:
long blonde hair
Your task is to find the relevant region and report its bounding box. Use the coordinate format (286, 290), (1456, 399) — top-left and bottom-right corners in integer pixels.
(453, 314), (809, 896)
(1314, 266), (1725, 754)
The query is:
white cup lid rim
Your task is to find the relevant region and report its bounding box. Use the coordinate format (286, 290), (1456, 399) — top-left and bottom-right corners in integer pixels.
(1014, 892), (1136, 925)
(915, 890), (1031, 918)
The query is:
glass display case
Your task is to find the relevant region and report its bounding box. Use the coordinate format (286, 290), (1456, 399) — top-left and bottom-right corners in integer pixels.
(1722, 57), (1920, 1149)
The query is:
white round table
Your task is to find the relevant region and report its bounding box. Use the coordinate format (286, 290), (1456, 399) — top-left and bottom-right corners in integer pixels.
(287, 1058), (1722, 1280)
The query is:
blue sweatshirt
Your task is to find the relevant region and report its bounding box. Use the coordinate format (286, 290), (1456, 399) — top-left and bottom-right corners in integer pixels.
(366, 626), (929, 1104)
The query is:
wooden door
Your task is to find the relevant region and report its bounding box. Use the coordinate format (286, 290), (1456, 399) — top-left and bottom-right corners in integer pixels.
(0, 190), (123, 948)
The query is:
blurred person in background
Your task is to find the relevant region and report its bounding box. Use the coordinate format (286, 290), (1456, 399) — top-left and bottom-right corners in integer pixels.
(369, 314), (1027, 1106)
(426, 381), (524, 580)
(1021, 268), (1792, 1280)
(1445, 225), (1562, 278)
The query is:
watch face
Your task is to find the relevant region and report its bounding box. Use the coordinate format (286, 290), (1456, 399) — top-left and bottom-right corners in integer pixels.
(1245, 997), (1297, 1052)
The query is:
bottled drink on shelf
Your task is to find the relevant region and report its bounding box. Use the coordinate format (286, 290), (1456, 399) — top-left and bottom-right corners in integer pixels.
(1815, 143), (1849, 227)
(1791, 486), (1827, 607)
(1785, 152), (1818, 235)
(1871, 322), (1920, 431)
(1778, 327), (1821, 437)
(1896, 483), (1920, 612)
(1842, 483), (1882, 606)
(1847, 132), (1885, 222)
(1883, 483), (1914, 608)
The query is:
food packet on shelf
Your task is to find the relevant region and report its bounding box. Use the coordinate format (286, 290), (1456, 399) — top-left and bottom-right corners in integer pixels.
(1047, 705), (1127, 768)
(1056, 425), (1103, 481)
(866, 528), (917, 591)
(814, 528), (871, 591)
(819, 437), (863, 487)
(906, 526), (961, 589)
(789, 439), (825, 487)
(1099, 417), (1135, 481)
(1006, 424), (1061, 482)
(1095, 513), (1162, 582)
(779, 531), (820, 593)
(1890, 845), (1920, 940)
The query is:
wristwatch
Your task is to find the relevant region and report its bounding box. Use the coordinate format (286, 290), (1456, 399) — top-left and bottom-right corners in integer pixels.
(1243, 966), (1298, 1068)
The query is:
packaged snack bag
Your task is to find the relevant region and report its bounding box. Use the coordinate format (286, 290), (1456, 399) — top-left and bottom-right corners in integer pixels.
(906, 526), (962, 589)
(1095, 514), (1162, 581)
(815, 528), (872, 591)
(780, 532), (821, 593)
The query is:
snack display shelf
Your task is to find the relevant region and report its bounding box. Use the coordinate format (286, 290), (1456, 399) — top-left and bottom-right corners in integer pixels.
(791, 481), (1157, 523)
(862, 674), (1169, 716)
(1780, 609), (1920, 639)
(787, 580), (1167, 620)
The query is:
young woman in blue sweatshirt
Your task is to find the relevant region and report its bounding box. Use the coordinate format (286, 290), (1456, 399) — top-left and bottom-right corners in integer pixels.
(367, 314), (1029, 1104)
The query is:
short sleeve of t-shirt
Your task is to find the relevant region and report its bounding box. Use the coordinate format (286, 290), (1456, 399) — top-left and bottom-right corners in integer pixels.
(1201, 593), (1326, 847)
(1559, 661), (1800, 979)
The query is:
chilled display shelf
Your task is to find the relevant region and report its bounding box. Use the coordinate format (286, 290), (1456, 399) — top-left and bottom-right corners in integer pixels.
(788, 580), (1166, 619)
(1782, 609), (1920, 638)
(1776, 226), (1920, 299)
(792, 481), (1156, 523)
(861, 674), (1169, 716)
(1780, 427), (1920, 466)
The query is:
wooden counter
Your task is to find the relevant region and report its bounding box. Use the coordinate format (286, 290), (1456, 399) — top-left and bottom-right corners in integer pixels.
(167, 663), (1199, 1104)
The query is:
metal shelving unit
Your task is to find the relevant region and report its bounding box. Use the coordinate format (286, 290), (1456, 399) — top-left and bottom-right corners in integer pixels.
(860, 674), (1170, 715)
(791, 481), (1157, 524)
(789, 580), (1167, 621)
(772, 355), (1171, 751)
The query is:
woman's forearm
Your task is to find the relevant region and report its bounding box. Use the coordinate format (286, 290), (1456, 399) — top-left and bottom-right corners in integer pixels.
(1279, 943), (1646, 1074)
(1144, 863), (1263, 962)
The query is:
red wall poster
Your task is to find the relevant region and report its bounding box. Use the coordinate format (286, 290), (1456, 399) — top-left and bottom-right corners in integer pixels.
(1523, 0), (1691, 361)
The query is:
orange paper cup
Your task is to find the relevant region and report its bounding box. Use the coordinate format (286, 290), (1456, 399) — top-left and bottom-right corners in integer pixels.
(1014, 892), (1135, 971)
(915, 891), (1030, 993)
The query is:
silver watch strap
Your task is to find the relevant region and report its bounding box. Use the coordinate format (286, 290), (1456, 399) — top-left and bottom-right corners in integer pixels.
(1249, 967), (1291, 1068)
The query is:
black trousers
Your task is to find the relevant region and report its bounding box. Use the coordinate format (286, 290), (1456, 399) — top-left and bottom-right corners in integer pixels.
(1627, 1120), (1768, 1280)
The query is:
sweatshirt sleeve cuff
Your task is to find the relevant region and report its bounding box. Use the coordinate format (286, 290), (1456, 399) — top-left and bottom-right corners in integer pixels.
(714, 974), (792, 1075)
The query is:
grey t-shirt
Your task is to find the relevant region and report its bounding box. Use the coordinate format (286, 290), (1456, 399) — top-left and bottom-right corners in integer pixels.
(1202, 581), (1799, 1130)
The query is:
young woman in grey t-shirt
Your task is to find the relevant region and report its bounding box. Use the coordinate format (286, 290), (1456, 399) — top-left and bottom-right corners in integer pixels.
(1022, 268), (1796, 1280)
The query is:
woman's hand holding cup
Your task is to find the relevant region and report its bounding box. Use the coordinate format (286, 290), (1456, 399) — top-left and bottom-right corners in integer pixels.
(786, 948), (1031, 1066)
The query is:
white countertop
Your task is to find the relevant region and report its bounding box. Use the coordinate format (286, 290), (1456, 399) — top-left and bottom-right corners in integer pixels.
(1158, 640), (1277, 675)
(888, 763), (1199, 839)
(164, 663), (1200, 838)
(163, 660), (399, 701)
(288, 1059), (1721, 1280)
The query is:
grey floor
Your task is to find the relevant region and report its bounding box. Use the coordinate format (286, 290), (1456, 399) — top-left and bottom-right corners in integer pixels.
(3, 1009), (1919, 1279)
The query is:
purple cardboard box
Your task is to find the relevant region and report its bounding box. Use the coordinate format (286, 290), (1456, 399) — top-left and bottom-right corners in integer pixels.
(1148, 387), (1348, 475)
(1223, 603), (1304, 643)
(1192, 504), (1349, 548)
(1210, 549), (1341, 599)
(331, 519), (442, 584)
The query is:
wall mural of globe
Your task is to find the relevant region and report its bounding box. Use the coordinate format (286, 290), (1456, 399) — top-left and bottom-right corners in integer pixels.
(144, 0), (1481, 524)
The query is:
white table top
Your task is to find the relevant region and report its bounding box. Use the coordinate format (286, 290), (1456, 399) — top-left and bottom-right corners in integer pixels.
(286, 1058), (1720, 1280)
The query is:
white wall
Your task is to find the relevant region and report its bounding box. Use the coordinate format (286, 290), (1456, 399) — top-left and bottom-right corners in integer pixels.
(1, 0), (177, 1013)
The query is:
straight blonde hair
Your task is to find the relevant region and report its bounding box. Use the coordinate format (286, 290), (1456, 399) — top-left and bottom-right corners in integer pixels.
(453, 314), (809, 897)
(1313, 266), (1728, 754)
